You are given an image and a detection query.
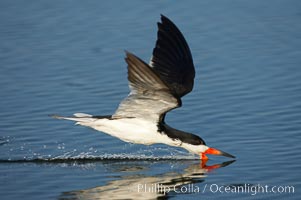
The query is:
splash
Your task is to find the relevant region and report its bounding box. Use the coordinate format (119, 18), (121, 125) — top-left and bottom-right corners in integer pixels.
(0, 141), (198, 163)
(0, 148), (198, 163)
(0, 152), (197, 163)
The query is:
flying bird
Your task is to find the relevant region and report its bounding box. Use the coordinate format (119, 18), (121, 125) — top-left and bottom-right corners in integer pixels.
(52, 15), (235, 160)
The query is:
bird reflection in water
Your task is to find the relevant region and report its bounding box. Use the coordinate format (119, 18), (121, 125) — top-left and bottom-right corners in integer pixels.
(59, 159), (235, 200)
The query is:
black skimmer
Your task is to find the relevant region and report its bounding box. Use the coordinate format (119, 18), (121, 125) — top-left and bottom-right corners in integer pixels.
(52, 15), (235, 161)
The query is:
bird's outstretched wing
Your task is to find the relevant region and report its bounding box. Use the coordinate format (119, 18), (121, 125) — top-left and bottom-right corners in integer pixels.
(113, 52), (179, 122)
(150, 15), (195, 98)
(114, 15), (195, 122)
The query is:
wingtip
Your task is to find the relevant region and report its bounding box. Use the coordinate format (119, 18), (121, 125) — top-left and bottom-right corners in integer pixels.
(124, 50), (132, 63)
(124, 51), (145, 65)
(160, 14), (168, 21)
(124, 50), (136, 59)
(159, 14), (172, 25)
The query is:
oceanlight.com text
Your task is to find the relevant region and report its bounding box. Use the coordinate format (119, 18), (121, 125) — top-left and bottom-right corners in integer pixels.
(207, 183), (295, 195)
(136, 183), (295, 195)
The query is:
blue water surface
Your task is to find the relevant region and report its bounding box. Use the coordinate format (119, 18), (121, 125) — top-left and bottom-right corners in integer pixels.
(0, 0), (301, 199)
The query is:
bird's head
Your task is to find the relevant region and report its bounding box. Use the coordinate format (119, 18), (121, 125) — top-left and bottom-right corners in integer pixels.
(180, 138), (235, 160)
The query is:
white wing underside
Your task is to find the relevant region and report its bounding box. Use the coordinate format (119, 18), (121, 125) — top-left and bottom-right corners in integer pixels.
(113, 89), (178, 123)
(113, 53), (179, 123)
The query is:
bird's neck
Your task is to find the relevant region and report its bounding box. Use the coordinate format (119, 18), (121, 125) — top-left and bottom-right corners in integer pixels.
(158, 123), (205, 146)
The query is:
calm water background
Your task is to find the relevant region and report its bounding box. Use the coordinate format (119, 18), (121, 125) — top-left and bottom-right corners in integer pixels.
(0, 0), (301, 199)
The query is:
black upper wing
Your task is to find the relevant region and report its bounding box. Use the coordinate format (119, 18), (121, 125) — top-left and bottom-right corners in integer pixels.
(150, 15), (195, 98)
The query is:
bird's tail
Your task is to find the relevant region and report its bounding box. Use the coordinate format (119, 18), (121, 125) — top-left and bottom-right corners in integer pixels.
(50, 113), (97, 124)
